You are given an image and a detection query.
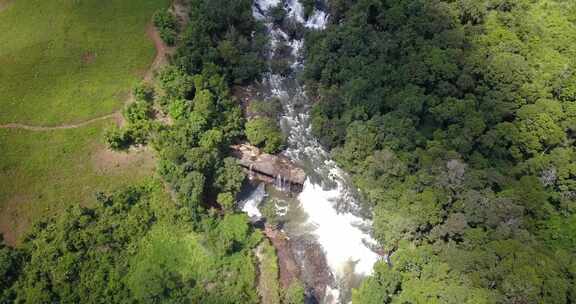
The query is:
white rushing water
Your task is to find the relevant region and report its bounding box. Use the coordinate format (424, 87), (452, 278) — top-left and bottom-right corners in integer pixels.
(240, 183), (266, 219)
(251, 1), (379, 302)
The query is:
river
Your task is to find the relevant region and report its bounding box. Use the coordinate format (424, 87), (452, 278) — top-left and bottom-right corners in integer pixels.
(241, 1), (381, 303)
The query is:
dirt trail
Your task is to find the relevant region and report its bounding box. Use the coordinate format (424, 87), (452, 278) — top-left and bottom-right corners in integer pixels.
(0, 21), (170, 132)
(0, 113), (122, 131)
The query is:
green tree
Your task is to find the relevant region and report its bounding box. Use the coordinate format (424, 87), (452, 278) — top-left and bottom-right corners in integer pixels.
(157, 65), (194, 99)
(215, 158), (246, 196)
(245, 117), (285, 153)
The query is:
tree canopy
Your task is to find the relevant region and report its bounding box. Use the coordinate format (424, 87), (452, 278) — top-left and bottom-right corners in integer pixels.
(304, 0), (576, 302)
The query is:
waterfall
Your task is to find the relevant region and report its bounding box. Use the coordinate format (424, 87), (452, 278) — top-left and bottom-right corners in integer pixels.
(240, 183), (266, 219)
(250, 1), (379, 302)
(248, 164), (254, 179)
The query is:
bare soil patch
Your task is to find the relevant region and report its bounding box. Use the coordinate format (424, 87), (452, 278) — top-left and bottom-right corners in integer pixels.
(81, 51), (96, 64)
(0, 195), (31, 247)
(0, 0), (13, 13)
(144, 23), (173, 83)
(92, 145), (156, 174)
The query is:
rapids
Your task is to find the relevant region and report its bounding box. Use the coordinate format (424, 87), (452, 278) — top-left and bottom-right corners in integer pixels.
(246, 1), (381, 302)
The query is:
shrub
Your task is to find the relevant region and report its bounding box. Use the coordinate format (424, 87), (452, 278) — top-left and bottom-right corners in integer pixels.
(133, 83), (155, 102)
(123, 101), (152, 125)
(248, 99), (283, 118)
(217, 192), (235, 212)
(104, 126), (132, 151)
(153, 10), (178, 46)
(157, 65), (195, 99)
(245, 117), (285, 154)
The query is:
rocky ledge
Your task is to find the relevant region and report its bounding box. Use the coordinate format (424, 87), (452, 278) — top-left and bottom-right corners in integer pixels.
(230, 143), (306, 192)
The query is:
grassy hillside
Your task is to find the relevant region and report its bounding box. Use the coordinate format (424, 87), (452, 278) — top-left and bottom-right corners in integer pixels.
(0, 120), (156, 245)
(0, 0), (168, 245)
(0, 0), (167, 126)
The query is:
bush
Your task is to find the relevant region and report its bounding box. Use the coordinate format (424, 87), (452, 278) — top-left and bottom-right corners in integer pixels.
(157, 65), (195, 99)
(245, 117), (285, 154)
(158, 27), (177, 46)
(133, 83), (155, 102)
(248, 99), (283, 118)
(153, 10), (178, 46)
(123, 101), (152, 125)
(217, 192), (235, 212)
(104, 126), (132, 151)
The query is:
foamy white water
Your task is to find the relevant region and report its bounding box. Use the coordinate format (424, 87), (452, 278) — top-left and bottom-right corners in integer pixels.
(240, 183), (266, 219)
(298, 179), (379, 276)
(250, 1), (380, 302)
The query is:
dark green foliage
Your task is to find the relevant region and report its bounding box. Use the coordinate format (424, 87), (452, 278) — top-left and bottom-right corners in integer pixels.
(151, 69), (247, 215)
(157, 65), (195, 100)
(104, 126), (132, 151)
(132, 82), (155, 102)
(246, 117), (285, 154)
(153, 9), (178, 46)
(245, 100), (285, 153)
(0, 237), (22, 303)
(173, 0), (267, 85)
(248, 99), (283, 119)
(3, 183), (262, 303)
(299, 0), (316, 20)
(304, 0), (576, 302)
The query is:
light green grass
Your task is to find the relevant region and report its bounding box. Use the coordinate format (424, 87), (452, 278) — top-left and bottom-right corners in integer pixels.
(0, 0), (168, 126)
(257, 239), (281, 304)
(0, 119), (156, 244)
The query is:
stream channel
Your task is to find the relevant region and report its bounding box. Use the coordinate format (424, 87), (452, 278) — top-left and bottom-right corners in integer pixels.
(239, 1), (382, 303)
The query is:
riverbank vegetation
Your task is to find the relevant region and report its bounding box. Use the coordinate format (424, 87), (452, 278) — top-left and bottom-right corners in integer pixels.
(304, 0), (576, 302)
(246, 99), (286, 153)
(1, 0), (294, 302)
(0, 182), (262, 303)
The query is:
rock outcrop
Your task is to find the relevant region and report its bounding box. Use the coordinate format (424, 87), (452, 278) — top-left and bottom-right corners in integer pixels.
(230, 144), (306, 192)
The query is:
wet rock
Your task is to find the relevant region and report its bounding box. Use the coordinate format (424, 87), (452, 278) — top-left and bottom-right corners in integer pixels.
(264, 224), (301, 289)
(231, 143), (306, 192)
(292, 237), (334, 303)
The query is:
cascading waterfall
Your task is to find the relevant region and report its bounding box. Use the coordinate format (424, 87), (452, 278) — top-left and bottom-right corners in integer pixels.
(249, 1), (380, 303)
(241, 183), (267, 219)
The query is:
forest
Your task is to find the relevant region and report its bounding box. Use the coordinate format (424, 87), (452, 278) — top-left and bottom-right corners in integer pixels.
(303, 0), (576, 303)
(1, 0), (575, 303)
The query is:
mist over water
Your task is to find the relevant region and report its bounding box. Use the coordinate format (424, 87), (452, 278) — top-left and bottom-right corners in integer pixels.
(248, 1), (380, 302)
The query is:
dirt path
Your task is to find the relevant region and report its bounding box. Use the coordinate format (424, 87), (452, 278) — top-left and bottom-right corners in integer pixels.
(0, 21), (170, 132)
(0, 112), (122, 131)
(144, 22), (172, 83)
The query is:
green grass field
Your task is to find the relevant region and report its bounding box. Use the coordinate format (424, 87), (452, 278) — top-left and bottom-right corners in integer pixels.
(0, 0), (169, 245)
(0, 119), (157, 245)
(0, 0), (168, 126)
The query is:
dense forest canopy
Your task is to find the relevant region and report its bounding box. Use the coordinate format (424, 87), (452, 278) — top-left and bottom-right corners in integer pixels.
(303, 0), (576, 303)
